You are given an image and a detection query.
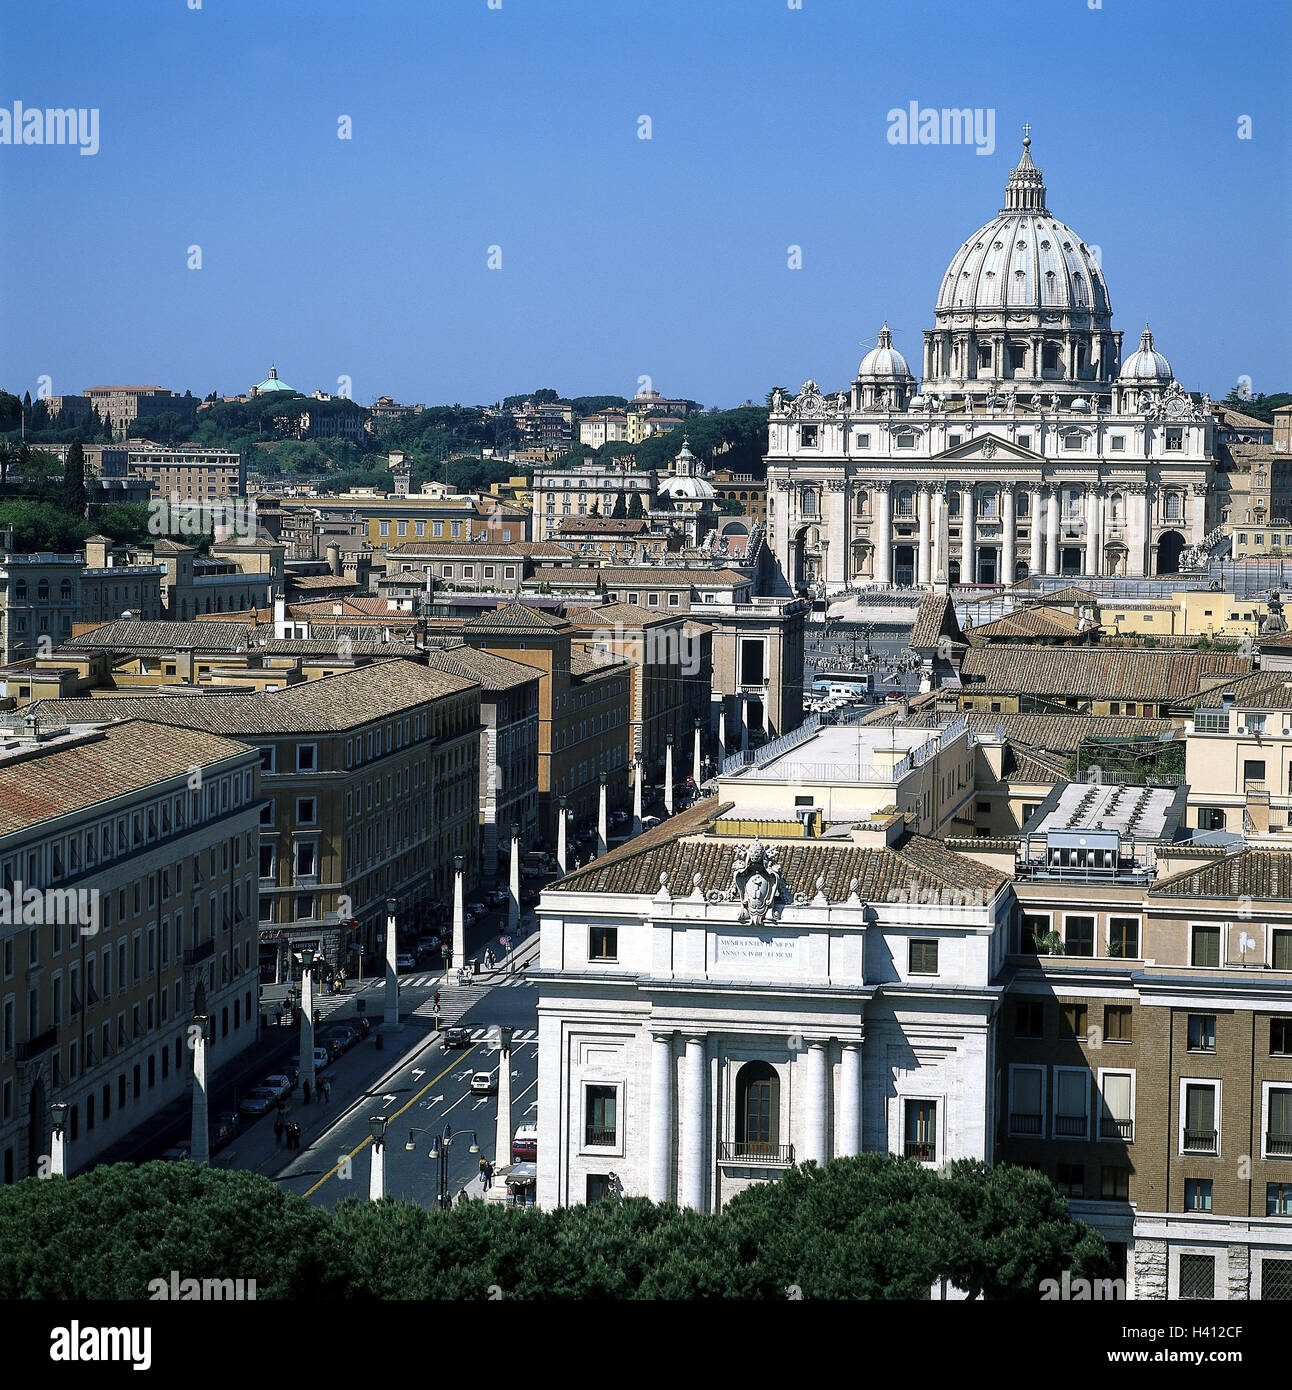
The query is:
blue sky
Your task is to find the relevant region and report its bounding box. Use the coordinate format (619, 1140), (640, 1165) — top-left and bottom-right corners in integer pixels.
(2, 0), (1289, 408)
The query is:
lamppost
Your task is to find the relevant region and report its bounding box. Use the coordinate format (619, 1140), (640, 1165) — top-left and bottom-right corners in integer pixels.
(369, 1114), (389, 1200)
(411, 1125), (480, 1209)
(49, 1101), (68, 1177)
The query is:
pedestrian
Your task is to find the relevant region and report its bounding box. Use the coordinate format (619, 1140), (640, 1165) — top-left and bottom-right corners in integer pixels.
(302, 1078), (311, 1105)
(322, 1078), (332, 1102)
(273, 1116), (284, 1147)
(479, 1156), (489, 1189)
(274, 1002), (284, 1028)
(313, 1007), (321, 1028)
(291, 1122), (301, 1150)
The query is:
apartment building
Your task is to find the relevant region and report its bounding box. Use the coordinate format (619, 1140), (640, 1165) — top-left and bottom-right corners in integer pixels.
(151, 539), (284, 621)
(274, 494), (532, 551)
(76, 387), (197, 440)
(459, 603), (632, 843)
(29, 661), (481, 979)
(0, 717), (261, 1181)
(532, 464), (659, 543)
(1185, 671), (1292, 837)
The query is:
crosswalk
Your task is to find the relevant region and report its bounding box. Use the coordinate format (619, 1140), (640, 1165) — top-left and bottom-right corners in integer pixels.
(456, 1027), (538, 1044)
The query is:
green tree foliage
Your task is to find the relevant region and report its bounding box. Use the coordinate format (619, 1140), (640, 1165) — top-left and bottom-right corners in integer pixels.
(1219, 388), (1292, 423)
(0, 500), (92, 552)
(627, 491), (645, 519)
(92, 503), (153, 547)
(610, 490), (628, 519)
(62, 440), (88, 519)
(0, 1162), (355, 1300)
(568, 395), (629, 417)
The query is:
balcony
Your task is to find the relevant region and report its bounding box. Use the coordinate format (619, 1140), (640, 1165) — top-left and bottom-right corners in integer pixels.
(1183, 1128), (1218, 1154)
(1267, 1134), (1292, 1158)
(1054, 1114), (1088, 1138)
(718, 1142), (795, 1166)
(1009, 1113), (1043, 1136)
(1100, 1118), (1134, 1142)
(183, 938), (215, 969)
(583, 1126), (617, 1147)
(16, 1027), (58, 1063)
(904, 1141), (936, 1162)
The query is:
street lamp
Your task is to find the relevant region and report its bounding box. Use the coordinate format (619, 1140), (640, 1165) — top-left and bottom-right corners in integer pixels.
(49, 1101), (68, 1177)
(369, 1114), (389, 1200)
(416, 1125), (481, 1209)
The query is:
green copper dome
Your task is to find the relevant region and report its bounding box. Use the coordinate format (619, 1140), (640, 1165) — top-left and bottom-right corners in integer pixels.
(251, 363), (295, 395)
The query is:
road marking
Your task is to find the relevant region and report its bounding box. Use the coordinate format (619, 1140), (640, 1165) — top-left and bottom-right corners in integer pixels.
(382, 1094), (398, 1106)
(412, 1069), (425, 1079)
(301, 1042), (479, 1197)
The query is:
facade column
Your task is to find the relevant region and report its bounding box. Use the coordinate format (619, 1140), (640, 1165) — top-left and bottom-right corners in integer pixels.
(804, 1040), (829, 1166)
(383, 900), (398, 1028)
(960, 483), (976, 585)
(664, 737), (674, 816)
(917, 485), (931, 585)
(837, 1043), (862, 1157)
(190, 1015), (210, 1165)
(739, 695), (749, 753)
(1190, 483), (1207, 544)
(1029, 484), (1044, 576)
(929, 485), (944, 581)
(649, 1032), (673, 1203)
(1128, 485), (1149, 577)
(597, 774), (608, 857)
(874, 483), (892, 586)
(1001, 482), (1016, 586)
(681, 1036), (707, 1210)
(827, 479), (848, 588)
(1085, 485), (1101, 576)
(1045, 485), (1060, 575)
(508, 826), (521, 933)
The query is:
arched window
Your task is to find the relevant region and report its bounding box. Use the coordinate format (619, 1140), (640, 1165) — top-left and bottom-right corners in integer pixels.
(801, 489), (817, 516)
(855, 489), (868, 513)
(1017, 491), (1029, 517)
(1165, 491), (1182, 521)
(735, 1061), (780, 1157)
(1110, 492), (1124, 521)
(980, 488), (999, 519)
(948, 492), (961, 518)
(897, 488), (914, 518)
(1063, 487), (1082, 519)
(37, 580), (49, 601)
(60, 581), (71, 601)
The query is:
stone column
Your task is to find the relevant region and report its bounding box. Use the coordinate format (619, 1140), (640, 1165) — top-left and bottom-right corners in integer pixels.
(803, 1040), (829, 1166)
(681, 1036), (707, 1210)
(930, 485), (944, 581)
(508, 826), (521, 933)
(1045, 486), (1060, 575)
(827, 479), (848, 587)
(190, 1016), (210, 1165)
(1190, 483), (1207, 544)
(717, 708), (727, 756)
(632, 759), (643, 834)
(874, 483), (892, 586)
(649, 1032), (673, 1203)
(557, 795), (568, 874)
(597, 775), (608, 857)
(917, 485), (932, 585)
(1029, 484), (1044, 576)
(494, 1028), (513, 1174)
(451, 860), (466, 979)
(664, 737), (674, 816)
(739, 695), (749, 753)
(692, 723), (702, 790)
(368, 1131), (386, 1200)
(1001, 482), (1016, 585)
(838, 1043), (862, 1157)
(960, 483), (976, 584)
(383, 902), (399, 1028)
(1085, 485), (1101, 576)
(1128, 485), (1149, 577)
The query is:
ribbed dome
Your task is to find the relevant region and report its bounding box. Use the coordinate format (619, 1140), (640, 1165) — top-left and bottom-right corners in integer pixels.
(858, 323), (913, 379)
(934, 141), (1110, 315)
(1119, 325), (1173, 382)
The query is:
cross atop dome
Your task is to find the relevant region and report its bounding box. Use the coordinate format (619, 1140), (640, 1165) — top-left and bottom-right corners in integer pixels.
(1003, 124), (1047, 214)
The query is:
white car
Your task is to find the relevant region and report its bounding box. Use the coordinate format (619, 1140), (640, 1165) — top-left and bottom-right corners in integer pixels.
(469, 1070), (495, 1095)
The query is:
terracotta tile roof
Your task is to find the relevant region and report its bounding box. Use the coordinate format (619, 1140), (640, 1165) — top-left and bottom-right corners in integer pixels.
(958, 645), (1250, 700)
(425, 644), (540, 693)
(66, 620), (258, 653)
(555, 802), (1005, 902)
(970, 607), (1084, 641)
(286, 574), (361, 591)
(564, 602), (673, 627)
(1193, 670), (1292, 710)
(0, 721), (253, 837)
(555, 518), (651, 534)
(288, 597), (404, 617)
(390, 541), (530, 557)
(528, 566), (599, 586)
(467, 600), (571, 632)
(908, 592), (967, 651)
(30, 659), (475, 736)
(598, 566), (750, 586)
(508, 542), (576, 558)
(1034, 586), (1100, 605)
(1002, 745), (1069, 783)
(1150, 849), (1292, 900)
(569, 648), (632, 677)
(858, 710), (1179, 750)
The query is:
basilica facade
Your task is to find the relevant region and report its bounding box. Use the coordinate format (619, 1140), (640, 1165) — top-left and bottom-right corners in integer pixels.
(767, 137), (1217, 593)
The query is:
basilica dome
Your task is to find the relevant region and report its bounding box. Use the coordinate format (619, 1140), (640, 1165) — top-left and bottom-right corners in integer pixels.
(1119, 325), (1173, 382)
(659, 439), (716, 501)
(934, 140), (1110, 316)
(858, 323), (913, 379)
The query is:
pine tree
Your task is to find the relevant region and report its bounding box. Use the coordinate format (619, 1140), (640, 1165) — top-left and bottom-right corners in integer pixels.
(627, 491), (645, 519)
(63, 440), (88, 519)
(611, 491), (628, 519)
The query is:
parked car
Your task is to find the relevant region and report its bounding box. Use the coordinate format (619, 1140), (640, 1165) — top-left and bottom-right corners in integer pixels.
(238, 1087), (278, 1117)
(640, 815), (662, 831)
(395, 952), (417, 971)
(261, 1073), (293, 1101)
(511, 1123), (538, 1163)
(487, 887), (509, 906)
(320, 1023), (359, 1056)
(442, 1026), (471, 1051)
(211, 1112), (239, 1151)
(468, 900), (487, 916)
(469, 1070), (495, 1095)
(611, 809), (629, 827)
(289, 1048), (331, 1076)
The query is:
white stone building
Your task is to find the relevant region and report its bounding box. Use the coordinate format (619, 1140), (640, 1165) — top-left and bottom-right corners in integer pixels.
(534, 794), (1010, 1211)
(767, 136), (1217, 593)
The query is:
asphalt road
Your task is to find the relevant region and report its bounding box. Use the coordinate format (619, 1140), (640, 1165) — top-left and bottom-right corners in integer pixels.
(278, 979), (539, 1210)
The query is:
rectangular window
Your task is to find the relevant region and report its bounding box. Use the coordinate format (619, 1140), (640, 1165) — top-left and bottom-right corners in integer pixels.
(909, 940), (939, 975)
(1110, 435), (1125, 451)
(1101, 1165), (1130, 1199)
(1273, 1017), (1292, 1056)
(903, 1099), (936, 1162)
(1104, 1005), (1132, 1042)
(1009, 1066), (1044, 1137)
(296, 797), (317, 826)
(1184, 1178), (1213, 1212)
(1187, 1014), (1216, 1052)
(1192, 925), (1221, 969)
(1099, 1072), (1134, 1142)
(1059, 1003), (1088, 1039)
(1183, 1083), (1218, 1153)
(1268, 1183), (1292, 1217)
(1273, 929), (1292, 971)
(1178, 1254), (1215, 1301)
(1055, 1163), (1084, 1198)
(1015, 1001), (1043, 1038)
(588, 927), (617, 961)
(584, 1085), (617, 1146)
(1054, 1069), (1089, 1139)
(1266, 1086), (1292, 1158)
(1165, 427), (1184, 451)
(1064, 916), (1094, 957)
(1109, 917), (1139, 959)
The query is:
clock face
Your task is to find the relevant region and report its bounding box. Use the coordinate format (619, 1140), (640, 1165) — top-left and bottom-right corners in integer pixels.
(1165, 396), (1186, 418)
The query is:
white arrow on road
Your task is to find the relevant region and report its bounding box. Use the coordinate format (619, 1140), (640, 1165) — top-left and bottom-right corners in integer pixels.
(424, 1094), (444, 1107)
(454, 1070), (473, 1082)
(382, 1094), (398, 1106)
(412, 1069), (425, 1080)
(473, 1099), (489, 1109)
(526, 1101), (538, 1113)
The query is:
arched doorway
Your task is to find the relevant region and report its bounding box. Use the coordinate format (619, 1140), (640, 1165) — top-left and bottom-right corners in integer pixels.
(27, 1077), (47, 1178)
(1104, 542), (1128, 577)
(735, 1061), (780, 1158)
(1060, 546), (1083, 576)
(1155, 530), (1186, 575)
(850, 539), (871, 580)
(1014, 560), (1030, 582)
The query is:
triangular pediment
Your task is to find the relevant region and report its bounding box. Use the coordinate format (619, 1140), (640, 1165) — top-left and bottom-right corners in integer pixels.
(933, 432), (1045, 464)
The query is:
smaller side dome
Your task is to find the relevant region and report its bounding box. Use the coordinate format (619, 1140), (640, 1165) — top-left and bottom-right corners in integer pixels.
(858, 323), (913, 380)
(1120, 325), (1173, 382)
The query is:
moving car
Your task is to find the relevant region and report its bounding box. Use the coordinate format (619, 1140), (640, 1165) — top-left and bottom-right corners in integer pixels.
(442, 1026), (470, 1051)
(469, 1070), (495, 1095)
(260, 1073), (293, 1101)
(468, 901), (486, 917)
(395, 952), (417, 971)
(511, 1123), (537, 1163)
(238, 1087), (278, 1117)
